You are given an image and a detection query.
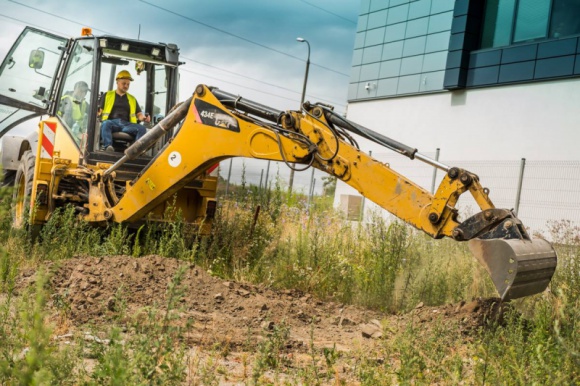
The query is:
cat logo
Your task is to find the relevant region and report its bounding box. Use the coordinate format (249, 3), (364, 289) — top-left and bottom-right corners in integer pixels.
(194, 99), (240, 132)
(214, 113), (236, 129)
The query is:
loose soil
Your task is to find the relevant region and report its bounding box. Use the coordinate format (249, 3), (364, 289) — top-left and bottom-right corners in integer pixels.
(15, 255), (510, 384)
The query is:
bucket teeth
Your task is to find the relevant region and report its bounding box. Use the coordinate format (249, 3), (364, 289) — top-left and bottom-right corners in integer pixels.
(468, 238), (557, 301)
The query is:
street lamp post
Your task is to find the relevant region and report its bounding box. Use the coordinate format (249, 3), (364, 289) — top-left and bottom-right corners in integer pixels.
(289, 37), (310, 194)
(296, 37), (311, 106)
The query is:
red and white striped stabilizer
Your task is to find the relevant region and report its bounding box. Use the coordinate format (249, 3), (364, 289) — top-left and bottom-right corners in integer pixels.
(207, 163), (219, 176)
(40, 121), (57, 159)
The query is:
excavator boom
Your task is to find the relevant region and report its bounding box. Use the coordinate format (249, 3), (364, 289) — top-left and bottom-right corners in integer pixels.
(94, 84), (556, 301)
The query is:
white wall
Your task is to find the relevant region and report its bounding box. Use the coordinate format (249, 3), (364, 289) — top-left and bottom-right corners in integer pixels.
(346, 78), (580, 162)
(335, 78), (580, 234)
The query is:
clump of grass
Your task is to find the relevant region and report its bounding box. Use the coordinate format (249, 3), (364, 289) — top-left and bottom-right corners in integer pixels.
(35, 206), (102, 260)
(473, 287), (579, 384)
(0, 245), (18, 295)
(196, 199), (285, 280)
(200, 200), (493, 312)
(0, 270), (79, 384)
(90, 266), (190, 385)
(252, 321), (291, 383)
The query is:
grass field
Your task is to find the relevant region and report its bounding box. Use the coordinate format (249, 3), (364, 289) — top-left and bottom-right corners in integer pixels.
(0, 185), (578, 385)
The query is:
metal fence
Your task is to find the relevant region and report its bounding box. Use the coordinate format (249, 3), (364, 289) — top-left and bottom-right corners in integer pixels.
(217, 154), (580, 238)
(218, 158), (328, 196)
(360, 152), (580, 238)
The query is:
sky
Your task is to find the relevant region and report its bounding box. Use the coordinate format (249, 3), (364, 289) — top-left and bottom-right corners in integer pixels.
(0, 0), (359, 113)
(0, 0), (361, 193)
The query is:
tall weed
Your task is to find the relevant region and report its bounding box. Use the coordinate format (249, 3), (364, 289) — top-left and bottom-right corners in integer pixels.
(90, 266), (189, 385)
(0, 271), (78, 384)
(35, 206), (102, 260)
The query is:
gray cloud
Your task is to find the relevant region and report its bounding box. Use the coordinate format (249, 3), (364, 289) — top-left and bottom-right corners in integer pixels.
(0, 0), (359, 111)
(0, 0), (360, 191)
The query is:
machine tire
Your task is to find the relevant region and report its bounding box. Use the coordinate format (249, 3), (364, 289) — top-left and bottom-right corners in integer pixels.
(1, 170), (16, 187)
(12, 151), (36, 230)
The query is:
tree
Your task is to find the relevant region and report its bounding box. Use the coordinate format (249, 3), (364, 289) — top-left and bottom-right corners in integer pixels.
(321, 176), (337, 197)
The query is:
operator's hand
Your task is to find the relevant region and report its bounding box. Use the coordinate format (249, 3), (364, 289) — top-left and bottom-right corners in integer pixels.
(139, 112), (151, 123)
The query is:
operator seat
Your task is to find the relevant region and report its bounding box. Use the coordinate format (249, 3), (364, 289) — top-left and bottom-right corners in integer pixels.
(111, 131), (136, 150)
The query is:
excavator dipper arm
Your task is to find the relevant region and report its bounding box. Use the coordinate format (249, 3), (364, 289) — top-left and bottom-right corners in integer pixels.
(95, 85), (556, 301)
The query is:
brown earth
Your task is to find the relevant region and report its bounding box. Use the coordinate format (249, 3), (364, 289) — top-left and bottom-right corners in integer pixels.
(17, 255), (508, 347)
(14, 255), (511, 383)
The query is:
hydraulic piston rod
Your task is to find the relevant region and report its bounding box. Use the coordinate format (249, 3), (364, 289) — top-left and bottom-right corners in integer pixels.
(103, 96), (193, 178)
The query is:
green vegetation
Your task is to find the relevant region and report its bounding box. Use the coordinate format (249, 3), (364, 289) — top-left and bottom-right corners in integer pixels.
(0, 179), (578, 384)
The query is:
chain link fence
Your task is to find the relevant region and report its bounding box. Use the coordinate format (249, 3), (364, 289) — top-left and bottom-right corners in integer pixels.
(217, 153), (580, 238)
(361, 152), (580, 237)
(218, 158), (328, 196)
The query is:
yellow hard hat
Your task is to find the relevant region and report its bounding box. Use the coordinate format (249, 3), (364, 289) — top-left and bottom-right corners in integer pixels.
(115, 70), (134, 81)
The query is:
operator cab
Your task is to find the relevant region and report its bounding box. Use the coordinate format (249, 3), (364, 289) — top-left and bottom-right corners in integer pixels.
(64, 30), (180, 166)
(0, 27), (180, 172)
(91, 34), (180, 158)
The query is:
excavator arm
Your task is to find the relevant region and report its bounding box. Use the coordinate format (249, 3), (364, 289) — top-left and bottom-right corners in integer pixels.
(92, 84), (557, 301)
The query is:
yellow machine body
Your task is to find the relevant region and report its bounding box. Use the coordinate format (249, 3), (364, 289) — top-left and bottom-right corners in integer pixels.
(0, 28), (556, 301)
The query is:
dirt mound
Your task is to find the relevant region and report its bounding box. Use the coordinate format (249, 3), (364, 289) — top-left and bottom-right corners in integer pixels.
(15, 255), (511, 352)
(46, 255), (385, 350)
(402, 298), (511, 334)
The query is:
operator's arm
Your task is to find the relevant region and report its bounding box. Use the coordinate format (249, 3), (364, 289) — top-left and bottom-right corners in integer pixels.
(97, 93), (105, 118)
(135, 101), (150, 123)
(137, 111), (150, 123)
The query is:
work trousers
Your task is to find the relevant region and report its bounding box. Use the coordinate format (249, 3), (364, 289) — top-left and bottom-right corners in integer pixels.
(100, 119), (146, 147)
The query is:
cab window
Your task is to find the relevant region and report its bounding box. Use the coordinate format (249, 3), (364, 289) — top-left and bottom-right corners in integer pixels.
(0, 28), (66, 110)
(152, 65), (168, 121)
(96, 58), (171, 152)
(57, 39), (95, 148)
(98, 61), (148, 116)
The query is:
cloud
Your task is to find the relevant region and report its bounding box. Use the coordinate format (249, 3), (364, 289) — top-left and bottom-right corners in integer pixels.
(0, 0), (361, 191)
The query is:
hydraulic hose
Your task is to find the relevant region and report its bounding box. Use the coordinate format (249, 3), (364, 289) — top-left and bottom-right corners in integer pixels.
(323, 109), (417, 159)
(210, 87), (284, 124)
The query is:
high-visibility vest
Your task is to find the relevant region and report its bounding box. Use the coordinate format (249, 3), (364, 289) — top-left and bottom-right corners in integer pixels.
(101, 90), (137, 123)
(58, 94), (87, 124)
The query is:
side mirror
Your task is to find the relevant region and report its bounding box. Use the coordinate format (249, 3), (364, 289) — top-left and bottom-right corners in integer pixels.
(29, 49), (45, 69)
(165, 43), (179, 65)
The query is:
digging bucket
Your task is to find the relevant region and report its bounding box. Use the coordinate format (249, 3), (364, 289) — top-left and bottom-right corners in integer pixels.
(468, 238), (557, 301)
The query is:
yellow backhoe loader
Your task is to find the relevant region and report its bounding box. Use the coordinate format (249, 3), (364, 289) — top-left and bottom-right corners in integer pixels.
(0, 27), (556, 301)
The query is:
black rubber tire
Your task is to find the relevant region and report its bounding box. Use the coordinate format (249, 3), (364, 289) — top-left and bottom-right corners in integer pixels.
(12, 150), (36, 229)
(1, 170), (16, 187)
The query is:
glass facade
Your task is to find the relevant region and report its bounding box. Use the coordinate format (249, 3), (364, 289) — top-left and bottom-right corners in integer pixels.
(481, 0), (580, 49)
(351, 0), (580, 100)
(349, 0), (455, 100)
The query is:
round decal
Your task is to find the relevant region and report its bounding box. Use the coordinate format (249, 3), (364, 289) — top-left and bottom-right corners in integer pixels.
(168, 151), (182, 167)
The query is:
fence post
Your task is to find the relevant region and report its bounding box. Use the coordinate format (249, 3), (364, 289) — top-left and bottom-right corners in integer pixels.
(259, 169), (264, 193)
(307, 178), (316, 212)
(307, 168), (315, 207)
(360, 150), (372, 221)
(430, 148), (440, 194)
(265, 160), (271, 190)
(514, 158), (526, 216)
(307, 167), (315, 200)
(225, 158), (233, 196)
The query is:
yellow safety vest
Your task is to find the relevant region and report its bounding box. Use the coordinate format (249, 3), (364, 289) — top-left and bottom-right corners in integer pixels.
(58, 94), (87, 124)
(101, 90), (137, 123)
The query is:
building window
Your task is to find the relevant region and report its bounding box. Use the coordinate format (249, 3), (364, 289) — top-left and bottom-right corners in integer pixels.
(481, 0), (580, 49)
